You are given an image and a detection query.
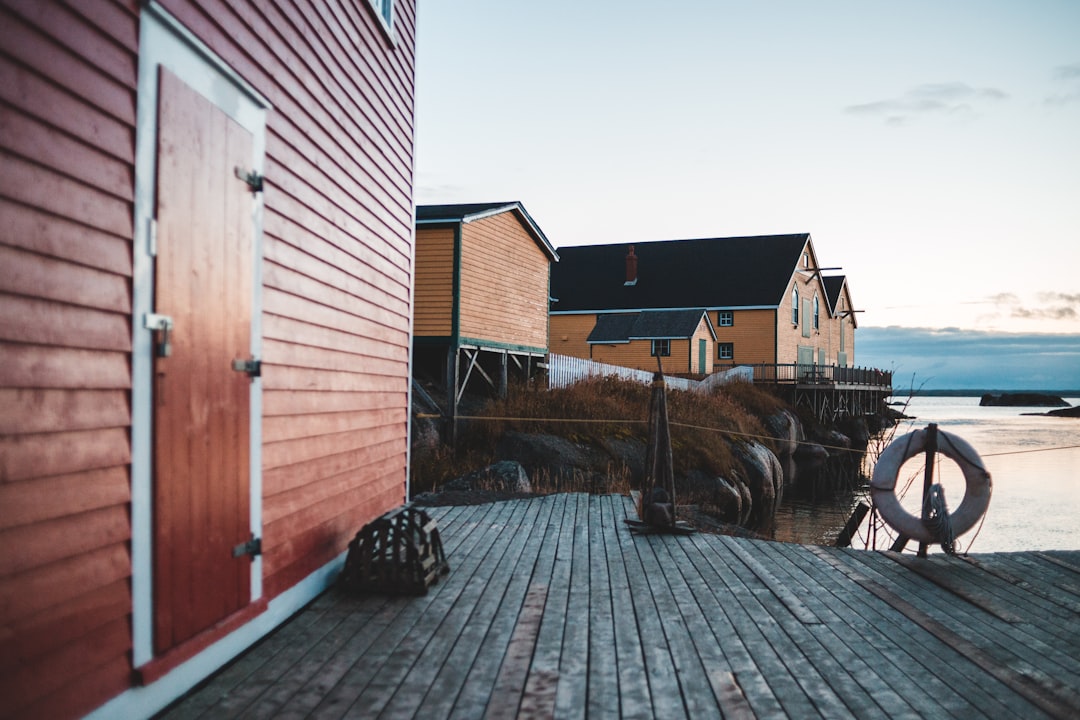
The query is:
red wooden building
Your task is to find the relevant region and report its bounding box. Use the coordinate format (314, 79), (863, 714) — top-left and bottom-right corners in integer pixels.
(0, 1), (417, 717)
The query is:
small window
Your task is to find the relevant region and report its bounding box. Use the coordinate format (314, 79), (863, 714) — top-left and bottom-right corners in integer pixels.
(803, 253), (809, 268)
(813, 296), (820, 330)
(651, 339), (671, 357)
(367, 0), (394, 32)
(791, 289), (799, 325)
(717, 311), (733, 327)
(718, 343), (734, 360)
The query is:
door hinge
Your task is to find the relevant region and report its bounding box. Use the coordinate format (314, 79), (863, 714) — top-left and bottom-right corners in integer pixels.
(232, 536), (261, 559)
(234, 166), (264, 193)
(231, 358), (261, 377)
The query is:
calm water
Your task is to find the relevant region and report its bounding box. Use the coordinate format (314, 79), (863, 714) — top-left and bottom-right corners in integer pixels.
(774, 395), (1080, 552)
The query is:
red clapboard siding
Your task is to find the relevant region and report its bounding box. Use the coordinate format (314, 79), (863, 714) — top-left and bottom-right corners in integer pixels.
(0, 466), (129, 531)
(0, 541), (130, 626)
(0, 428), (130, 483)
(0, 150), (132, 237)
(0, 59), (133, 163)
(264, 203), (410, 301)
(264, 313), (410, 363)
(0, 343), (130, 389)
(62, 0), (140, 51)
(0, 242), (130, 311)
(262, 338), (407, 379)
(262, 406), (408, 444)
(0, 294), (131, 351)
(263, 452), (405, 527)
(263, 424), (406, 482)
(262, 437), (405, 498)
(0, 105), (131, 199)
(0, 504), (130, 576)
(263, 482), (404, 598)
(0, 198), (130, 275)
(0, 6), (135, 121)
(263, 287), (409, 348)
(0, 578), (130, 673)
(0, 616), (130, 717)
(263, 222), (410, 318)
(263, 260), (408, 331)
(3, 0), (136, 89)
(19, 655), (132, 720)
(0, 389), (130, 436)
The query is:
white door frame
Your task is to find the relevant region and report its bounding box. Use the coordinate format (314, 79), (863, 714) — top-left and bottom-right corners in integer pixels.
(131, 2), (269, 667)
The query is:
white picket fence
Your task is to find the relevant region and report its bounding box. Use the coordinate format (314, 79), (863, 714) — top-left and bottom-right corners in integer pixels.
(546, 354), (753, 392)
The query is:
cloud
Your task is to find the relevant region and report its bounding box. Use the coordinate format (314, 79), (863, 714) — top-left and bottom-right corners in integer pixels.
(857, 326), (1080, 390)
(846, 82), (1008, 124)
(985, 291), (1080, 322)
(1045, 62), (1080, 107)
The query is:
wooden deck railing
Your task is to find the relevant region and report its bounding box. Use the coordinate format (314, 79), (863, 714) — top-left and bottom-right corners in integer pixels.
(714, 363), (893, 389)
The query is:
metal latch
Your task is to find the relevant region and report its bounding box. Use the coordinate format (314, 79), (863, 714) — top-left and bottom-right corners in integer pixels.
(232, 536), (261, 559)
(144, 313), (174, 357)
(234, 166), (264, 193)
(231, 358), (261, 377)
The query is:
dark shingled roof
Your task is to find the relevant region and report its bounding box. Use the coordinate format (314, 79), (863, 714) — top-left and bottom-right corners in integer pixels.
(415, 202), (517, 221)
(822, 275), (846, 314)
(550, 234), (810, 312)
(415, 201), (558, 261)
(587, 309), (712, 343)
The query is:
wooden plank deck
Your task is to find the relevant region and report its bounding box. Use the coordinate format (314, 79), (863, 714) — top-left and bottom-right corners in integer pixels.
(159, 495), (1080, 719)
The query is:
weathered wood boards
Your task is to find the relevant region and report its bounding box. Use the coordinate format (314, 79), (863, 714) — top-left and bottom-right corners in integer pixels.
(159, 495), (1080, 719)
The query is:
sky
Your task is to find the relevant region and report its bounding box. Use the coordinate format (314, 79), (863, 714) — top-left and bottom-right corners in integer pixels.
(413, 1), (1080, 390)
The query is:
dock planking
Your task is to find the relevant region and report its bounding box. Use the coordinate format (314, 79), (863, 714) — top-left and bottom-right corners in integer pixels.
(158, 495), (1080, 719)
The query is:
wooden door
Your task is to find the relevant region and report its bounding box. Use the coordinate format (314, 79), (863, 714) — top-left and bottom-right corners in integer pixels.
(698, 339), (706, 374)
(152, 68), (254, 654)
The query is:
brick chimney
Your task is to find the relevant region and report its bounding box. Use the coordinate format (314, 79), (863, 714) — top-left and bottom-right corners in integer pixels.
(624, 245), (638, 286)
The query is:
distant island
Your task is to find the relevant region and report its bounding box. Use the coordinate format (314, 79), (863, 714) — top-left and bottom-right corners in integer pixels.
(891, 388), (1080, 398)
(979, 392), (1069, 408)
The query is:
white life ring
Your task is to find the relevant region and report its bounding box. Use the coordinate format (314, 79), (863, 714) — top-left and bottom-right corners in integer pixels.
(870, 428), (992, 544)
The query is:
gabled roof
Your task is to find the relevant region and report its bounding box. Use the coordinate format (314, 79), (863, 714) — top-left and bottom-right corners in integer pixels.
(416, 201), (558, 261)
(822, 275), (846, 315)
(587, 309), (715, 344)
(822, 274), (858, 328)
(550, 234), (810, 312)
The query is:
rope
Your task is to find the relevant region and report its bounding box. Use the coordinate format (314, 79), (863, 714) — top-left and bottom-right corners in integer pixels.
(417, 411), (1080, 459)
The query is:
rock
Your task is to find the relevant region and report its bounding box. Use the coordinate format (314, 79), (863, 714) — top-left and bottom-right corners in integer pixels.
(445, 460), (532, 494)
(495, 432), (616, 489)
(980, 392), (1068, 407)
(1022, 405), (1080, 418)
(793, 442), (829, 469)
(764, 409), (803, 486)
(682, 470), (745, 524)
(732, 441), (784, 529)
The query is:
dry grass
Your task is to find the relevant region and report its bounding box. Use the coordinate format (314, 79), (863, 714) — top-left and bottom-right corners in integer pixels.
(411, 376), (785, 497)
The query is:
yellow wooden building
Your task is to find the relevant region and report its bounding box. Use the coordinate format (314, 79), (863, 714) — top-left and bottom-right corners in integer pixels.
(550, 234), (854, 372)
(586, 309), (716, 375)
(414, 202), (558, 418)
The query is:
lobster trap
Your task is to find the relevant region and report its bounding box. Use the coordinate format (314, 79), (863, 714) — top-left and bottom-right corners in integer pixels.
(340, 505), (449, 595)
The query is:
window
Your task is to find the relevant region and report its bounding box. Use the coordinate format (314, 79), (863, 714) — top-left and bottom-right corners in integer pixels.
(717, 311), (733, 327)
(651, 339), (671, 357)
(791, 289), (799, 325)
(718, 343), (734, 360)
(813, 296), (820, 330)
(367, 0), (394, 32)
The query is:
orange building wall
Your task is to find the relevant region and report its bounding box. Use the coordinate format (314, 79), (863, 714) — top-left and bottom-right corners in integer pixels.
(413, 226), (455, 337)
(713, 309), (777, 365)
(549, 314), (597, 359)
(458, 212), (550, 351)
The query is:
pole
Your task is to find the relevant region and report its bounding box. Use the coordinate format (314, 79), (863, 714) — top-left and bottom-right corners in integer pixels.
(917, 423), (938, 558)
